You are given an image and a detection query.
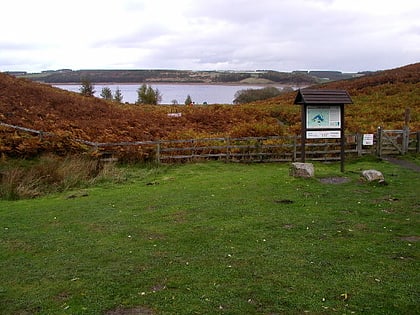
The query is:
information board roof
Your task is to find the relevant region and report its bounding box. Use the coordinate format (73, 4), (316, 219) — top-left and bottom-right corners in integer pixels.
(294, 89), (353, 105)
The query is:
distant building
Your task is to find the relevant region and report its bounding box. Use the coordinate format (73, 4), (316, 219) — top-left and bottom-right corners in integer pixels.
(42, 69), (73, 73)
(3, 71), (27, 76)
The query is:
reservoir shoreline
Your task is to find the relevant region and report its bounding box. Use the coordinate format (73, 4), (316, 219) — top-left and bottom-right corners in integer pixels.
(53, 82), (301, 104)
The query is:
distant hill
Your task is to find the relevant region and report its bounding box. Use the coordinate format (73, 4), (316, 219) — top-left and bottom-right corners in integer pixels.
(0, 63), (419, 157)
(261, 62), (420, 134)
(0, 74), (187, 143)
(314, 62), (420, 91)
(293, 70), (366, 82)
(16, 69), (318, 85)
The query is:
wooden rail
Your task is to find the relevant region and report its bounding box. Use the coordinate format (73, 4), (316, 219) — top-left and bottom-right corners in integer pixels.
(83, 135), (377, 163)
(1, 122), (418, 163)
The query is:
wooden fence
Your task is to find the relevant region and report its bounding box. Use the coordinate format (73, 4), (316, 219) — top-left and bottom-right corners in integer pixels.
(155, 136), (364, 163)
(376, 127), (419, 157)
(1, 122), (419, 163)
(73, 130), (420, 163)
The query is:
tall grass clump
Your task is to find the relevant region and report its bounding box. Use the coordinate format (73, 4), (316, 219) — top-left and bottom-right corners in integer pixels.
(0, 154), (123, 200)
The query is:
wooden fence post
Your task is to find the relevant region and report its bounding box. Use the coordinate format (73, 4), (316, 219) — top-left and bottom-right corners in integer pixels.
(156, 141), (161, 164)
(257, 139), (262, 162)
(356, 133), (362, 156)
(292, 135), (297, 162)
(376, 127), (382, 158)
(417, 131), (420, 153)
(226, 137), (230, 161)
(402, 126), (409, 155)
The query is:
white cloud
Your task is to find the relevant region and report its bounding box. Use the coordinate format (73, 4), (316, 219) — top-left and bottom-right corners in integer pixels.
(1, 0), (419, 72)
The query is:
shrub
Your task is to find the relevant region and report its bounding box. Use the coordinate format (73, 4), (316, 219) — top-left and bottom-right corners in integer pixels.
(233, 86), (282, 104)
(0, 154), (123, 200)
(100, 87), (113, 100)
(136, 84), (162, 104)
(79, 78), (95, 97)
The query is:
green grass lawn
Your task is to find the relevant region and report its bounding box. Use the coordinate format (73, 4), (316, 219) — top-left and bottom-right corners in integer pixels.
(0, 158), (419, 314)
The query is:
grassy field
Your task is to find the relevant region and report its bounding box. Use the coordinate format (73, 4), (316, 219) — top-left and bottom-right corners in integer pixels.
(0, 158), (419, 314)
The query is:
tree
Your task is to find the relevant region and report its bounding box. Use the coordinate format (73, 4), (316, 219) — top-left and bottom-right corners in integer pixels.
(184, 94), (192, 105)
(79, 78), (95, 97)
(114, 87), (123, 103)
(100, 87), (113, 100)
(136, 84), (162, 105)
(233, 86), (281, 104)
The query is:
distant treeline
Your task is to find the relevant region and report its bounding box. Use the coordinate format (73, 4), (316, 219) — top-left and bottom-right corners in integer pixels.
(214, 71), (319, 84)
(18, 69), (320, 85)
(10, 68), (371, 85)
(293, 70), (368, 81)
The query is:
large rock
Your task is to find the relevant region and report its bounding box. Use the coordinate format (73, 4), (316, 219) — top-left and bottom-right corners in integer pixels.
(290, 162), (314, 178)
(362, 169), (385, 182)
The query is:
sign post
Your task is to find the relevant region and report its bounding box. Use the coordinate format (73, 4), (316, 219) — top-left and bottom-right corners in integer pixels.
(294, 90), (353, 172)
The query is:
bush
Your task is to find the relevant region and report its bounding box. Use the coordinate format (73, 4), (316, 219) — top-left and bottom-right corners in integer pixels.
(79, 78), (95, 97)
(0, 154), (124, 200)
(100, 87), (113, 100)
(233, 86), (282, 104)
(136, 84), (162, 104)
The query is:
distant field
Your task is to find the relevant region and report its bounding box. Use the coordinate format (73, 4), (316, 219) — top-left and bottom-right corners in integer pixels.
(0, 158), (418, 314)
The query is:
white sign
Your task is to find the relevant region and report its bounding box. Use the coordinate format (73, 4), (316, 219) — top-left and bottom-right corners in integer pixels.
(363, 134), (374, 145)
(306, 106), (341, 129)
(307, 131), (341, 139)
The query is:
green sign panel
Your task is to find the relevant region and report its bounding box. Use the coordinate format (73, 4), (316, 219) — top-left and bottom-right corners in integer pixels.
(306, 106), (341, 129)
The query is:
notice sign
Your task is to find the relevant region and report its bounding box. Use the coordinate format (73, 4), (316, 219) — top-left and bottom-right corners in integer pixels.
(363, 134), (374, 145)
(307, 106), (341, 129)
(307, 130), (341, 139)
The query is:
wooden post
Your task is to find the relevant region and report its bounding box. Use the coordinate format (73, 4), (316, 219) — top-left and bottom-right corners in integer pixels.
(356, 133), (362, 156)
(402, 126), (409, 155)
(301, 105), (306, 162)
(417, 131), (420, 153)
(405, 107), (411, 126)
(226, 137), (230, 162)
(156, 141), (161, 164)
(403, 108), (411, 155)
(377, 127), (382, 158)
(191, 139), (196, 161)
(257, 139), (263, 162)
(340, 104), (345, 172)
(293, 135), (297, 162)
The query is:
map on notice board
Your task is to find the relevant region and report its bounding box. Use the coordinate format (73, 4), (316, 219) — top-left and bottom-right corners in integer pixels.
(306, 106), (341, 129)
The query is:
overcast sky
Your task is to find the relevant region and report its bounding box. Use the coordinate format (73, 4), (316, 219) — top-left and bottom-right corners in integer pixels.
(1, 0), (419, 73)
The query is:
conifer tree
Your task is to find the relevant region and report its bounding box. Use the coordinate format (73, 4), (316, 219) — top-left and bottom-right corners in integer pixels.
(136, 84), (161, 104)
(184, 94), (192, 105)
(79, 78), (95, 97)
(114, 87), (123, 103)
(100, 87), (113, 100)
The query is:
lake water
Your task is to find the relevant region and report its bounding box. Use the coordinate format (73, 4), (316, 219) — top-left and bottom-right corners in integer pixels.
(53, 83), (295, 104)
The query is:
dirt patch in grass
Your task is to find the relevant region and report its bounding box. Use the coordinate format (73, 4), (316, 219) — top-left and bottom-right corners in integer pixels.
(147, 232), (166, 240)
(274, 199), (294, 204)
(319, 177), (351, 184)
(151, 283), (167, 293)
(104, 306), (155, 315)
(399, 236), (420, 242)
(53, 291), (71, 302)
(282, 224), (294, 229)
(172, 210), (188, 223)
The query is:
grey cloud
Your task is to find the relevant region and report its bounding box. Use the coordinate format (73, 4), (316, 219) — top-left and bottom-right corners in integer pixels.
(1, 0), (419, 72)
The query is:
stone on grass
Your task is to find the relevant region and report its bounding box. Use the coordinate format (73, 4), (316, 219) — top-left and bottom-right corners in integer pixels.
(362, 169), (385, 182)
(290, 162), (314, 178)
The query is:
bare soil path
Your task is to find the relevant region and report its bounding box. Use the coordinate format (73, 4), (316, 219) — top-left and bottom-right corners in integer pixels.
(382, 156), (420, 172)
